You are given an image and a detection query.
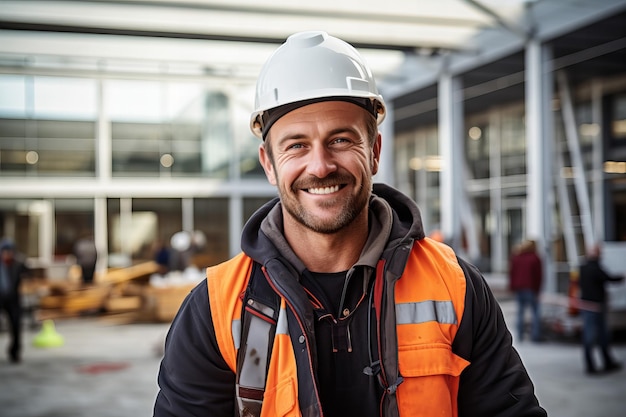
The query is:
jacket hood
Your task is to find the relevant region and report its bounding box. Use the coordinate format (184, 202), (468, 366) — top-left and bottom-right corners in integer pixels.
(241, 183), (425, 271)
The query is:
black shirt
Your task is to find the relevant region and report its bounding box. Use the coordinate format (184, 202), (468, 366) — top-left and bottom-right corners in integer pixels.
(301, 269), (383, 417)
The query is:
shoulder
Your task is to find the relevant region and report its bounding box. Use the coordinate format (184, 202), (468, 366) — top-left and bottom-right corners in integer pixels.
(207, 253), (253, 277)
(413, 238), (462, 273)
(406, 239), (467, 292)
(207, 253), (254, 298)
(173, 279), (210, 317)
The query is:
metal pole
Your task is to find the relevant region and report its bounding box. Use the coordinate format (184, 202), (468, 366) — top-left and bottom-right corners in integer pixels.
(439, 67), (463, 250)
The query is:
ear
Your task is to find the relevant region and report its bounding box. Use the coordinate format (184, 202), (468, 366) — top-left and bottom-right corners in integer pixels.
(259, 143), (277, 186)
(371, 132), (382, 175)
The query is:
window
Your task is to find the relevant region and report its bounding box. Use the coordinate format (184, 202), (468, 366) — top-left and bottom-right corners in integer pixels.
(194, 198), (229, 266)
(611, 93), (626, 141)
(0, 75), (97, 176)
(107, 80), (232, 178)
(54, 199), (94, 257)
(465, 121), (490, 179)
(501, 108), (526, 176)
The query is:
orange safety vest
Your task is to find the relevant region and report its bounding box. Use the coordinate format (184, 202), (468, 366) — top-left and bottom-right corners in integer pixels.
(208, 238), (470, 417)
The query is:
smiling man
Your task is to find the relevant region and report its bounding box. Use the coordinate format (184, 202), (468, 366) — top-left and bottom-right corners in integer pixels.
(153, 31), (546, 417)
(260, 101), (378, 271)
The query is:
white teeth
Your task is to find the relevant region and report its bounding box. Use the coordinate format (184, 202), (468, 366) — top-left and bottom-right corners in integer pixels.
(308, 185), (340, 195)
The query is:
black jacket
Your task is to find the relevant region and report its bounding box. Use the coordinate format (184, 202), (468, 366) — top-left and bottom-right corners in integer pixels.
(579, 258), (623, 304)
(154, 184), (546, 417)
(0, 253), (28, 301)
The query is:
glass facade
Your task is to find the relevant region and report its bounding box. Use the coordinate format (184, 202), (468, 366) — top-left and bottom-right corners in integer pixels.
(466, 120), (490, 180)
(0, 199), (44, 258)
(0, 70), (277, 269)
(0, 75), (263, 180)
(107, 81), (232, 178)
(1, 9), (624, 292)
(500, 107), (526, 177)
(0, 76), (97, 176)
(193, 198), (230, 267)
(606, 93), (626, 241)
(394, 127), (440, 236)
(454, 84), (621, 278)
(54, 199), (94, 257)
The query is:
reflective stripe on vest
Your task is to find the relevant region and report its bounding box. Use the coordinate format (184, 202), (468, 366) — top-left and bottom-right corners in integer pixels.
(232, 305), (288, 350)
(276, 306), (288, 335)
(232, 320), (242, 349)
(395, 300), (457, 326)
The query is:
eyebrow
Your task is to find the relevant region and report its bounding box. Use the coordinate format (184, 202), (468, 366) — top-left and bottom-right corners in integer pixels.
(327, 126), (361, 138)
(276, 126), (361, 146)
(274, 133), (306, 148)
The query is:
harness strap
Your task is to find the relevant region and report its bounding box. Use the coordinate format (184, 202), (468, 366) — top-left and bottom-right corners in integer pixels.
(235, 262), (281, 417)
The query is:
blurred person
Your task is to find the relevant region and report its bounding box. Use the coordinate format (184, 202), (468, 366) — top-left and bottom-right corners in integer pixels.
(153, 239), (171, 276)
(579, 244), (624, 375)
(0, 238), (29, 363)
(153, 31), (546, 417)
(73, 232), (97, 285)
(509, 239), (543, 342)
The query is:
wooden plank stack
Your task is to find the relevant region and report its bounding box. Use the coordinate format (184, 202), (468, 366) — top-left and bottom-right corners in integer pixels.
(32, 261), (196, 322)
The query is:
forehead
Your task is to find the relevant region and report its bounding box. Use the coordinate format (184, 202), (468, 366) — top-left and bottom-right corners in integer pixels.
(269, 101), (368, 137)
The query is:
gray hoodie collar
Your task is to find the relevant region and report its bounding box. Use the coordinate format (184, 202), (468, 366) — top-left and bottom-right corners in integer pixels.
(259, 194), (394, 273)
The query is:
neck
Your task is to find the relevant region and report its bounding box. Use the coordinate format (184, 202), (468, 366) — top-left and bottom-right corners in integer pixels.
(284, 211), (369, 273)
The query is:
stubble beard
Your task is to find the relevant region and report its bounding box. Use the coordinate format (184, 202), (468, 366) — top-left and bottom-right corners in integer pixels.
(280, 172), (372, 235)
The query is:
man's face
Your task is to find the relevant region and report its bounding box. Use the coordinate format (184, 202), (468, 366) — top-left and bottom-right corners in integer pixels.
(259, 101), (381, 234)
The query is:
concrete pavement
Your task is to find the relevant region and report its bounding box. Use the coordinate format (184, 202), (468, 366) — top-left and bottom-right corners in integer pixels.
(0, 299), (624, 417)
(500, 300), (625, 417)
(0, 316), (168, 417)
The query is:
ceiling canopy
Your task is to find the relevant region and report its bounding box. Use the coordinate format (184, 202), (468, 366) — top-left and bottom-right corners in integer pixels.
(0, 0), (624, 88)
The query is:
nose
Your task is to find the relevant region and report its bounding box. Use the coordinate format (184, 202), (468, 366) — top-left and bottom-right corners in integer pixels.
(306, 144), (337, 178)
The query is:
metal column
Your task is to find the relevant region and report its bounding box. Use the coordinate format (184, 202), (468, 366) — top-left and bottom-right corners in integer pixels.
(97, 78), (111, 182)
(120, 197), (133, 265)
(229, 195), (243, 258)
(526, 39), (556, 292)
(94, 197), (108, 274)
(182, 198), (194, 232)
(439, 69), (463, 249)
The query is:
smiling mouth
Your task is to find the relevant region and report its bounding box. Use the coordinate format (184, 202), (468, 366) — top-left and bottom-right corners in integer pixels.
(307, 185), (341, 195)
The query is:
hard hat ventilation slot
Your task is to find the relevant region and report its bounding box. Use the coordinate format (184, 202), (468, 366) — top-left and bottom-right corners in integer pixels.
(347, 77), (369, 92)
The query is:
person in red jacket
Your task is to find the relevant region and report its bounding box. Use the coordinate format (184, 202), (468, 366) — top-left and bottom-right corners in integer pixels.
(509, 239), (543, 342)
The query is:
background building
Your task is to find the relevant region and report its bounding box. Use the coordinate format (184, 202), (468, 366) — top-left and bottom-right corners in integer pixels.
(1, 1), (625, 297)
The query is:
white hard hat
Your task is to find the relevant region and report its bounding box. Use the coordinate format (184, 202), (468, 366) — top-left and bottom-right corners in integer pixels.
(250, 31), (386, 139)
